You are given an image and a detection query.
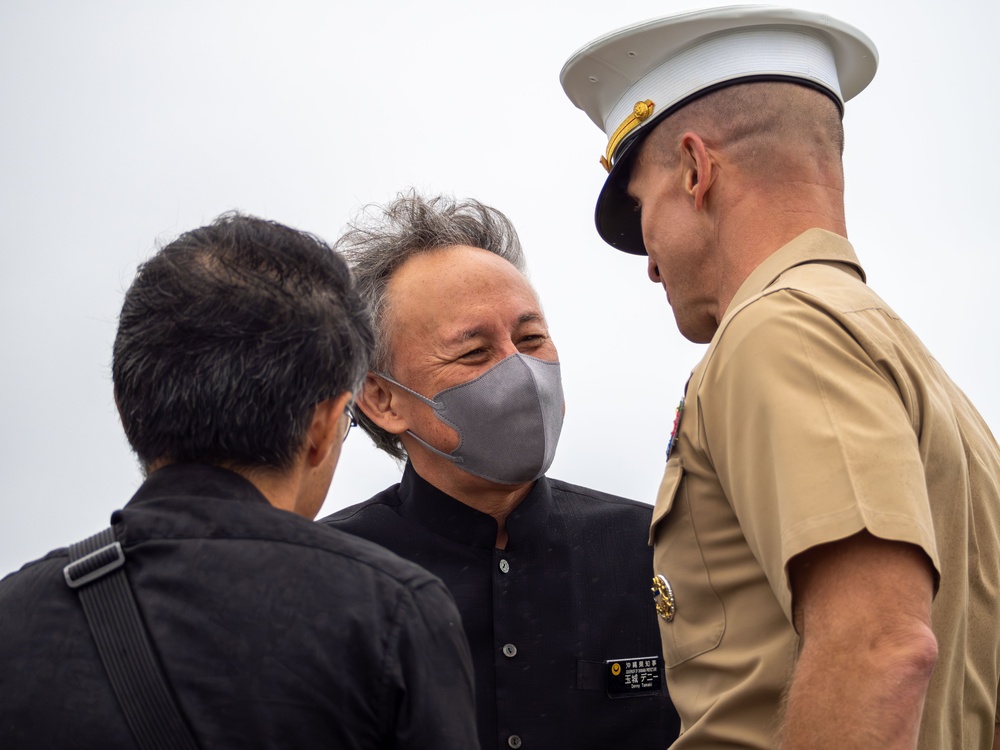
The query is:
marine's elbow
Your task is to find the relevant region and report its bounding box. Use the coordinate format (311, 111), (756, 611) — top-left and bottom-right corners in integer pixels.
(875, 620), (938, 700)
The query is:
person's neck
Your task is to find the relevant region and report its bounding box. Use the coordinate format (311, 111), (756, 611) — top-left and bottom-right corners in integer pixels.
(210, 460), (311, 517)
(714, 179), (846, 320)
(409, 458), (534, 549)
(146, 458), (315, 516)
(238, 466), (299, 512)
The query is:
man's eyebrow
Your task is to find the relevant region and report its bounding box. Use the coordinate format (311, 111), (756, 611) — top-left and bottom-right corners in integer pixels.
(441, 313), (547, 347)
(516, 312), (546, 327)
(441, 327), (487, 347)
(452, 328), (483, 344)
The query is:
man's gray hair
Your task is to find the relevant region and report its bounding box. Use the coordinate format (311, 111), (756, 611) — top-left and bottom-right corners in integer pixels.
(335, 191), (527, 460)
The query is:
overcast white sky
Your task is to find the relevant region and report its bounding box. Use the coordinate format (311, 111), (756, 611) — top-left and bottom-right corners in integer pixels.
(2, 0), (998, 575)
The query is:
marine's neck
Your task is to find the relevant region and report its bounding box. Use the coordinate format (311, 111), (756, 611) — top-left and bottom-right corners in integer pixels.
(714, 178), (847, 320)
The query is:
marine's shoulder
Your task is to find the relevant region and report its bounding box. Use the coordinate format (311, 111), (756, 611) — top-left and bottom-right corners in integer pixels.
(739, 258), (889, 323)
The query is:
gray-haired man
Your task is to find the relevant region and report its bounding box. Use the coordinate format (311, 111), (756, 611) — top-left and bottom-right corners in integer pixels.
(321, 192), (680, 750)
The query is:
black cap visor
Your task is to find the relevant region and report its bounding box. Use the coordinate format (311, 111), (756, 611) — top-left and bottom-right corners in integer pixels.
(594, 126), (652, 256)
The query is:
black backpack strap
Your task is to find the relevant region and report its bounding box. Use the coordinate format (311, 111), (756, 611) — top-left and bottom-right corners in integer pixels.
(64, 527), (199, 750)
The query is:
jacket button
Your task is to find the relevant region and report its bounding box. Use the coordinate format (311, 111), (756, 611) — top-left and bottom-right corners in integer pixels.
(502, 643), (517, 658)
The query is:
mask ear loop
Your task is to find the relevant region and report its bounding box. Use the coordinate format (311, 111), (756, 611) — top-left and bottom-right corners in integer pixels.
(373, 372), (438, 408)
(374, 372), (466, 465)
(400, 430), (466, 465)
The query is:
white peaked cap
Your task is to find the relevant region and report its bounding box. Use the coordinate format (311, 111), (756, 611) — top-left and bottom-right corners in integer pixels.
(560, 5), (878, 254)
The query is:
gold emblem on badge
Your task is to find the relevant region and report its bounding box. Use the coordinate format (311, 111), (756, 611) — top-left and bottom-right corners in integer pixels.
(611, 662), (621, 676)
(632, 100), (653, 120)
(600, 98), (656, 172)
(651, 574), (676, 622)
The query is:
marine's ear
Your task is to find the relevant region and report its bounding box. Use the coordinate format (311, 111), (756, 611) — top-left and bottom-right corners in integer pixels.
(679, 131), (717, 211)
(357, 372), (409, 436)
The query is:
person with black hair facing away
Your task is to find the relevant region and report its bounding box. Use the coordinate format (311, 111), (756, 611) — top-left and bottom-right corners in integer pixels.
(0, 213), (478, 749)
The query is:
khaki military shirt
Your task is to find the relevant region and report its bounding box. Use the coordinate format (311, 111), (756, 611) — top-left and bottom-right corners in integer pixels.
(651, 229), (1000, 748)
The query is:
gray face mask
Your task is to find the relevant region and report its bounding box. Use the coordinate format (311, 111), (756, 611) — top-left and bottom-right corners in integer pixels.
(379, 353), (564, 484)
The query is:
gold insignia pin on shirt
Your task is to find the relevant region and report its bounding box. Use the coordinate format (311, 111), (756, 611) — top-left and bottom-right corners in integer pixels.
(651, 574), (676, 622)
(600, 100), (655, 172)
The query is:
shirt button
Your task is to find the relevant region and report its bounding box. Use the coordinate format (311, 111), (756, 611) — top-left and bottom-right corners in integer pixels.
(499, 559), (510, 574)
(508, 735), (522, 748)
(502, 643), (517, 658)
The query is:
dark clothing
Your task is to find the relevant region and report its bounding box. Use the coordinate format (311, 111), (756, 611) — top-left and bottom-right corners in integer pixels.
(0, 464), (477, 750)
(321, 464), (681, 750)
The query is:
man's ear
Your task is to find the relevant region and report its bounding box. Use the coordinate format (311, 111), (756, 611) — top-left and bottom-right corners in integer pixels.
(304, 391), (353, 469)
(680, 131), (717, 211)
(357, 371), (409, 436)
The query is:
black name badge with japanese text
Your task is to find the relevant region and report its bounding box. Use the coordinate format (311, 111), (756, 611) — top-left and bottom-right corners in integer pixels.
(605, 656), (661, 698)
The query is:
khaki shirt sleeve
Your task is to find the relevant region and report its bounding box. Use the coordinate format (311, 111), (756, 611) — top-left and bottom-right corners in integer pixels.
(699, 288), (941, 619)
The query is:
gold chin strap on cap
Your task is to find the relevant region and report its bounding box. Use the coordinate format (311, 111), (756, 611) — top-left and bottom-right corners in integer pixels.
(600, 100), (655, 172)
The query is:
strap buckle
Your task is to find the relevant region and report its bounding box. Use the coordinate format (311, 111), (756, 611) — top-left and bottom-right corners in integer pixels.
(64, 541), (125, 589)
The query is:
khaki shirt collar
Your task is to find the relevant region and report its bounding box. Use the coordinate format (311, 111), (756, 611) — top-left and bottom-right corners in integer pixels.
(725, 228), (866, 315)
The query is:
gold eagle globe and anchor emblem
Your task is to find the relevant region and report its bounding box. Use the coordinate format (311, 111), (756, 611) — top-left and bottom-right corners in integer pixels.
(600, 99), (655, 172)
(651, 574), (676, 622)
